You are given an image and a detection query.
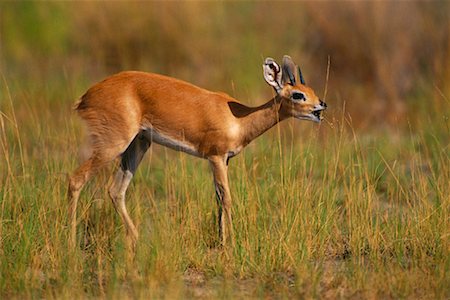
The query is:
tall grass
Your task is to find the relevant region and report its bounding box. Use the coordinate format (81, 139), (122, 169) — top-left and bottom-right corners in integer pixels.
(0, 73), (448, 298)
(0, 2), (449, 298)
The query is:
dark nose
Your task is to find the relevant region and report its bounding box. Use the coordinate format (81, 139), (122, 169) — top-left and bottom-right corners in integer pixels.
(320, 100), (327, 108)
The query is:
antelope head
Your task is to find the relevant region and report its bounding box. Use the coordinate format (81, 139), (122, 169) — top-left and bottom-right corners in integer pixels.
(263, 55), (327, 123)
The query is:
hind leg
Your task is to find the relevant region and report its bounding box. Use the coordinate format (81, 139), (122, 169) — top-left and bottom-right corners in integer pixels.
(109, 133), (151, 247)
(68, 134), (138, 248)
(68, 153), (110, 248)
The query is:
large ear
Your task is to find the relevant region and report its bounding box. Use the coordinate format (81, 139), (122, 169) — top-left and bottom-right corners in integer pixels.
(263, 57), (283, 93)
(282, 55), (296, 86)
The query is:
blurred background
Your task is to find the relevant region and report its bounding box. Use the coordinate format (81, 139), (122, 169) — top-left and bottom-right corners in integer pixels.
(0, 1), (449, 128)
(1, 4), (449, 298)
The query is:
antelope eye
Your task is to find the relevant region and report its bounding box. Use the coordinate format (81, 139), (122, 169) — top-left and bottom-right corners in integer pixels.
(292, 92), (305, 101)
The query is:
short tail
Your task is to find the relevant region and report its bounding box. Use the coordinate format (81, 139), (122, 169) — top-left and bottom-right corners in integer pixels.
(72, 93), (88, 111)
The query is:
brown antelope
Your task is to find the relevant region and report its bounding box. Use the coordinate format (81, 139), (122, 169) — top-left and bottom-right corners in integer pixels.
(68, 55), (327, 248)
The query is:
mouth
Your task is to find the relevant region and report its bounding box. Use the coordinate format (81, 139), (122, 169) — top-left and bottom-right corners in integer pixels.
(312, 109), (322, 121)
(295, 106), (326, 123)
(304, 108), (324, 123)
(296, 112), (321, 123)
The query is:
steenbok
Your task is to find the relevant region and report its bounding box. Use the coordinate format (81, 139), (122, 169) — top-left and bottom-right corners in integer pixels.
(68, 55), (327, 248)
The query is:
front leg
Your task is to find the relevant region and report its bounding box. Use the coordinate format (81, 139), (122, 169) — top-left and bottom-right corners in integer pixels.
(209, 155), (234, 247)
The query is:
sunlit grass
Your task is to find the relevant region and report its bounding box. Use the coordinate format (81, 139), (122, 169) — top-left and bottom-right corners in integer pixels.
(1, 2), (449, 297)
(0, 75), (448, 298)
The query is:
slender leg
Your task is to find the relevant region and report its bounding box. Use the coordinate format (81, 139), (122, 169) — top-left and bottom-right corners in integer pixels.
(109, 170), (138, 243)
(68, 154), (107, 248)
(108, 133), (150, 247)
(209, 155), (234, 246)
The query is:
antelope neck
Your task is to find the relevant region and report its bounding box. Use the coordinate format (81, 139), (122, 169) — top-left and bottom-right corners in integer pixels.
(238, 96), (286, 145)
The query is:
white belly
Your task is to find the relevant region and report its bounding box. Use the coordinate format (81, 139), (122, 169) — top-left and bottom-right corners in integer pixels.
(142, 128), (202, 157)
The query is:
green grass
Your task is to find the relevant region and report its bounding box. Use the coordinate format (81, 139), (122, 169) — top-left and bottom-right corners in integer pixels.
(1, 2), (449, 298)
(1, 76), (449, 299)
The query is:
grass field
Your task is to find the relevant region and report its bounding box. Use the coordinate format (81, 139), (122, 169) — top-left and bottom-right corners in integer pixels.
(1, 2), (449, 299)
(0, 73), (449, 298)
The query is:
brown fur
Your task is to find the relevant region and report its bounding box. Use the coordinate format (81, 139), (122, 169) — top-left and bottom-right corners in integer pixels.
(68, 62), (325, 248)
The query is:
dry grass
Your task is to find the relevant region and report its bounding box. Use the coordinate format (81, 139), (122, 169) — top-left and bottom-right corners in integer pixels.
(0, 2), (449, 298)
(1, 76), (448, 298)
